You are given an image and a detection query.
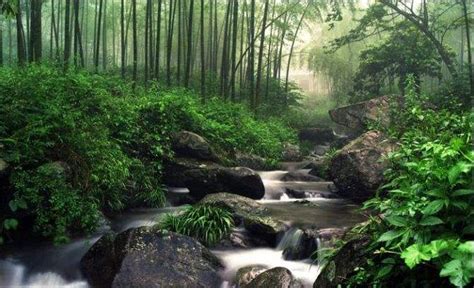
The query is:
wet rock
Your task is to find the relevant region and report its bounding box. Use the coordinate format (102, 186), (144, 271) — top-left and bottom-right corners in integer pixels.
(215, 228), (268, 249)
(172, 130), (220, 162)
(299, 128), (336, 145)
(199, 193), (268, 221)
(317, 228), (348, 249)
(329, 96), (392, 133)
(245, 267), (303, 288)
(314, 236), (371, 288)
(235, 265), (268, 287)
(281, 171), (324, 182)
(281, 228), (319, 260)
(285, 188), (306, 199)
(330, 131), (396, 202)
(185, 167), (265, 200)
(243, 216), (288, 246)
(162, 157), (218, 187)
(234, 152), (268, 171)
(81, 227), (223, 288)
(282, 143), (302, 162)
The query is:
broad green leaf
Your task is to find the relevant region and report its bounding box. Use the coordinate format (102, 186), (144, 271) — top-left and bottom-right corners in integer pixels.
(457, 242), (474, 254)
(419, 216), (444, 226)
(377, 230), (404, 242)
(452, 189), (474, 197)
(448, 162), (472, 185)
(401, 244), (431, 269)
(422, 200), (445, 215)
(385, 215), (409, 227)
(3, 218), (18, 230)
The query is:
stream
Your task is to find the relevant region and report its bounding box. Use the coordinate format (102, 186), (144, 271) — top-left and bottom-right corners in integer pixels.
(0, 164), (364, 287)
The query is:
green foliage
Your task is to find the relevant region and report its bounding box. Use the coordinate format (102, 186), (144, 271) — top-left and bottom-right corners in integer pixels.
(0, 65), (294, 243)
(160, 204), (234, 246)
(344, 77), (474, 287)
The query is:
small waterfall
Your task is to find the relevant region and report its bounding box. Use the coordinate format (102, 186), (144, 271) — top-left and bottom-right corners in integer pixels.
(276, 228), (304, 251)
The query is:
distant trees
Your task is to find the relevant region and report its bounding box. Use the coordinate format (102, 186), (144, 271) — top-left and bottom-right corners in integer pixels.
(0, 0), (315, 111)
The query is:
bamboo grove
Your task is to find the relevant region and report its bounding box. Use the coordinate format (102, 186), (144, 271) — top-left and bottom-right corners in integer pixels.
(0, 0), (322, 111)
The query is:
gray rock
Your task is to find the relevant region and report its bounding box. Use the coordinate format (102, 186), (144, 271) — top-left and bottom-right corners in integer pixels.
(282, 144), (302, 162)
(234, 152), (268, 171)
(185, 167), (265, 200)
(285, 188), (306, 199)
(314, 236), (371, 288)
(245, 267), (303, 288)
(235, 265), (268, 287)
(281, 228), (319, 261)
(162, 157), (218, 187)
(80, 227), (223, 288)
(243, 216), (288, 246)
(172, 130), (220, 162)
(330, 131), (396, 202)
(199, 192), (268, 220)
(329, 96), (393, 133)
(312, 145), (331, 156)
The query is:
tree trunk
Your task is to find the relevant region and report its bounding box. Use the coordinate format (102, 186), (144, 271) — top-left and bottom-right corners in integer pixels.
(15, 0), (27, 66)
(461, 0), (473, 100)
(255, 0), (269, 108)
(230, 0), (239, 100)
(132, 0), (137, 86)
(29, 0), (42, 62)
(200, 0), (205, 99)
(121, 0), (125, 77)
(155, 0), (162, 79)
(184, 0), (194, 87)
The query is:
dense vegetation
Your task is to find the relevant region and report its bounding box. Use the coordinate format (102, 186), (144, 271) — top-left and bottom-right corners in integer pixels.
(0, 65), (294, 243)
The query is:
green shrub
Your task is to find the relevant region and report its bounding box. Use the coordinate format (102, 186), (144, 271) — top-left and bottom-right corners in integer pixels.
(160, 204), (234, 246)
(342, 77), (474, 287)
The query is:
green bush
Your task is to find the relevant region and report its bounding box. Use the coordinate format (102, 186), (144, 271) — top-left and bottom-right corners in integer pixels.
(160, 204), (234, 246)
(343, 77), (474, 287)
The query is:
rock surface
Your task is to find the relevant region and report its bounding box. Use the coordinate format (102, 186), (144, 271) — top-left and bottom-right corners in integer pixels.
(281, 171), (324, 182)
(234, 152), (268, 171)
(185, 167), (265, 200)
(313, 236), (371, 288)
(330, 131), (396, 202)
(235, 265), (268, 287)
(298, 128), (336, 145)
(282, 228), (319, 260)
(243, 216), (288, 246)
(162, 157), (218, 187)
(245, 267), (303, 288)
(329, 96), (392, 133)
(282, 144), (302, 162)
(199, 192), (267, 220)
(172, 130), (219, 162)
(80, 227), (222, 288)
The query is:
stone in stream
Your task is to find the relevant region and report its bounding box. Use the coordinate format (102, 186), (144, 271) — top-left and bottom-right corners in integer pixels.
(281, 171), (324, 182)
(184, 166), (265, 200)
(199, 192), (268, 221)
(162, 156), (219, 187)
(313, 236), (371, 288)
(80, 227), (223, 288)
(330, 130), (397, 202)
(243, 216), (288, 247)
(281, 228), (319, 261)
(285, 188), (306, 199)
(234, 265), (268, 287)
(244, 267), (304, 288)
(171, 130), (220, 162)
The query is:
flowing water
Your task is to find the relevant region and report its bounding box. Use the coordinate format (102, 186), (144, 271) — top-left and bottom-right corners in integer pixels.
(0, 164), (363, 287)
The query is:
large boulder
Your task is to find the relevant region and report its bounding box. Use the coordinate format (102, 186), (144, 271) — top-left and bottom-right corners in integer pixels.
(313, 236), (371, 288)
(330, 131), (396, 202)
(185, 167), (265, 200)
(80, 227), (222, 288)
(329, 96), (392, 133)
(298, 128), (336, 145)
(245, 267), (303, 288)
(235, 265), (268, 287)
(172, 131), (220, 162)
(281, 228), (319, 260)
